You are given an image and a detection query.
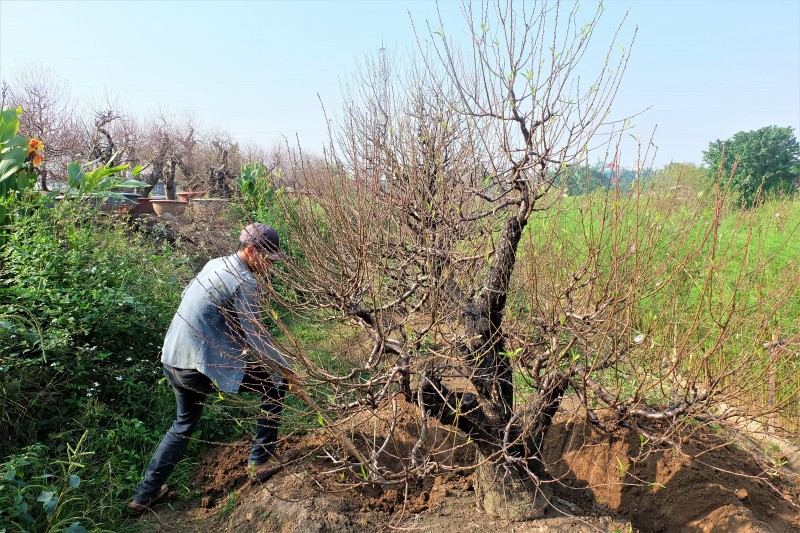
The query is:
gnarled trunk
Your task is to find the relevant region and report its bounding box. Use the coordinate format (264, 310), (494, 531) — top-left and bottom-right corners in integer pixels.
(475, 454), (551, 520)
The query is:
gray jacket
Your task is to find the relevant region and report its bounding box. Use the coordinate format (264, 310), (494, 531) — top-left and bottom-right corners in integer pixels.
(161, 253), (287, 392)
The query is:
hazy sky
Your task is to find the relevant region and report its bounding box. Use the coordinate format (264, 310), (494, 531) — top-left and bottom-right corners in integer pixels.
(1, 0), (798, 168)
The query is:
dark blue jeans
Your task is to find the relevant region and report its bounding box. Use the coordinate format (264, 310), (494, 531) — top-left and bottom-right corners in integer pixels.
(133, 363), (285, 504)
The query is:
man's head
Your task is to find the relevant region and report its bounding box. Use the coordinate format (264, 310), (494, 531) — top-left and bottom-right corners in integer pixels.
(239, 223), (285, 274)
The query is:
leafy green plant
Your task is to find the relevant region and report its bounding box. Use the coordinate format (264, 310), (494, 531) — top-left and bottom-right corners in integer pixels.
(63, 157), (147, 200)
(218, 491), (236, 517)
(0, 106), (40, 241)
(237, 162), (303, 260)
(0, 181), (199, 529)
(0, 433), (101, 533)
(703, 126), (800, 207)
(239, 162), (276, 215)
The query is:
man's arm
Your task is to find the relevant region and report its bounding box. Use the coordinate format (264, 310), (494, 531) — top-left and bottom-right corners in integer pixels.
(234, 281), (294, 379)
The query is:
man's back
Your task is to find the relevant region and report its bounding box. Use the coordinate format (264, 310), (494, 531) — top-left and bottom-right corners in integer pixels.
(161, 253), (257, 392)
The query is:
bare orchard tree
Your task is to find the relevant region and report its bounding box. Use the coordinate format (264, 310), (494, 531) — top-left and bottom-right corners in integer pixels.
(247, 0), (798, 520)
(4, 64), (79, 190)
(264, 0), (636, 517)
(139, 115), (198, 199)
(88, 108), (121, 165)
(204, 131), (241, 197)
(65, 93), (148, 175)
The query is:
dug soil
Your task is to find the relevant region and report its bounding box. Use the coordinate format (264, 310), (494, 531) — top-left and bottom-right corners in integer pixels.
(130, 396), (800, 533)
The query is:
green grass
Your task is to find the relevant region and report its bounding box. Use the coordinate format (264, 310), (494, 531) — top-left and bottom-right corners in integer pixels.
(513, 190), (799, 415)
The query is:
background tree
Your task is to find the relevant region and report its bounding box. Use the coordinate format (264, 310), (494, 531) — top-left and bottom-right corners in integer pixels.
(4, 64), (78, 190)
(703, 126), (800, 207)
(204, 131), (240, 197)
(137, 115), (198, 199)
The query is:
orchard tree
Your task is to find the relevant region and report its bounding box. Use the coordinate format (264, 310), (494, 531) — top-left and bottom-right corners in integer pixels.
(3, 64), (79, 190)
(703, 125), (800, 207)
(139, 115), (198, 199)
(251, 0), (800, 521)
(204, 131), (240, 197)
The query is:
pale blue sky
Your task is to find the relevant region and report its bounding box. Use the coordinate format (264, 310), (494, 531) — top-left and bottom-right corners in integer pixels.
(1, 0), (798, 168)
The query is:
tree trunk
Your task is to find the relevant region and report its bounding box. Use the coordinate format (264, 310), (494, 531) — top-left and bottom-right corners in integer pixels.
(474, 454), (551, 520)
(165, 159), (177, 200)
(419, 372), (562, 519)
(38, 168), (49, 192)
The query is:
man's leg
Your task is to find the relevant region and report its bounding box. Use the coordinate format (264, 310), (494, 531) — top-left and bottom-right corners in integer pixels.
(132, 366), (212, 504)
(240, 364), (286, 465)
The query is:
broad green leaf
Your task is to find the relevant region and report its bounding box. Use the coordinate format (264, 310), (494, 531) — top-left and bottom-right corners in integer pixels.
(37, 490), (56, 502)
(37, 490), (58, 514)
(0, 147), (27, 182)
(15, 170), (36, 192)
(0, 107), (22, 145)
(2, 134), (29, 151)
(69, 474), (81, 488)
(67, 161), (83, 188)
(85, 164), (127, 183)
(102, 163), (129, 175)
(105, 150), (121, 166)
(111, 179), (148, 188)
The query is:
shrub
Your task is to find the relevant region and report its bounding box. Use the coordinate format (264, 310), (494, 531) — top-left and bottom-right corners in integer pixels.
(1, 199), (193, 447)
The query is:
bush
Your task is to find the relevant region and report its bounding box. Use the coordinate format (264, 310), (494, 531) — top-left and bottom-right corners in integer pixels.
(1, 199), (193, 449)
(0, 193), (202, 529)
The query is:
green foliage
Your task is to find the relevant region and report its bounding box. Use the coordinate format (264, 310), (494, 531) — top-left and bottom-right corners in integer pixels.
(1, 163), (310, 529)
(1, 197), (192, 447)
(64, 158), (147, 198)
(554, 161), (653, 196)
(0, 188), (200, 529)
(218, 491), (236, 517)
(237, 162), (302, 260)
(703, 126), (800, 207)
(0, 107), (40, 242)
(518, 189), (800, 412)
(0, 433), (102, 533)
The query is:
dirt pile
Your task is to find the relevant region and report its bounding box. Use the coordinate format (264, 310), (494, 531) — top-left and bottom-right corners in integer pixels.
(131, 395), (799, 532)
(543, 418), (799, 532)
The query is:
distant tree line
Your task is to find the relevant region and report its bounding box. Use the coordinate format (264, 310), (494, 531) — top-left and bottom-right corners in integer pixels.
(6, 64), (795, 209)
(0, 64), (303, 199)
(553, 162), (655, 196)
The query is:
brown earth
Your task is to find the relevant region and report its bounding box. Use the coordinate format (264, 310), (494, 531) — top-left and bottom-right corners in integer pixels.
(129, 396), (800, 533)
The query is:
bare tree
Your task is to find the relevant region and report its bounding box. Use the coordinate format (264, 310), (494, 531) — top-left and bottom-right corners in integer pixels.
(5, 64), (78, 190)
(257, 0), (800, 520)
(138, 114), (198, 199)
(204, 131), (241, 197)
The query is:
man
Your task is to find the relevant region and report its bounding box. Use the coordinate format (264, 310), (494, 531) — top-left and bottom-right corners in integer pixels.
(130, 223), (300, 512)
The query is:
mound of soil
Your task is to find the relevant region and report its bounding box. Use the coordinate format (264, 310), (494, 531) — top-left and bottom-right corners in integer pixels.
(543, 418), (799, 532)
(130, 395), (799, 533)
